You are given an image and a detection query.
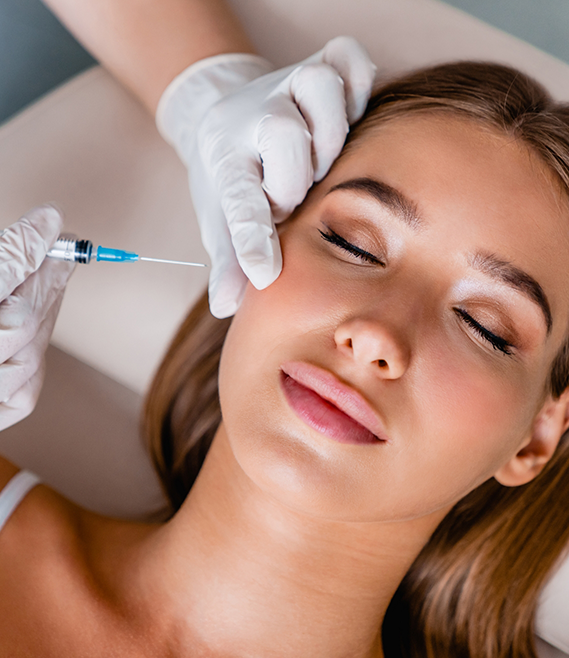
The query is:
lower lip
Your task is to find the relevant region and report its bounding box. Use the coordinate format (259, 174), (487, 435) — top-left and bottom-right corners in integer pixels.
(280, 372), (382, 445)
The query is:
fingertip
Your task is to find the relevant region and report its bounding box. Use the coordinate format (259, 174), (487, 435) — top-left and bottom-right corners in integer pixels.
(244, 247), (283, 290)
(346, 92), (367, 125)
(320, 36), (376, 124)
(207, 242), (282, 317)
(346, 69), (376, 123)
(20, 203), (65, 248)
(256, 108), (313, 211)
(208, 286), (242, 319)
(312, 120), (349, 181)
(288, 63), (348, 183)
(42, 202), (65, 218)
(27, 202), (64, 226)
(208, 263), (248, 319)
(209, 296), (238, 319)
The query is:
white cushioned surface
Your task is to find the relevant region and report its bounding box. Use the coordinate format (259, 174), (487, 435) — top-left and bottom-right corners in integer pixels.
(0, 347), (167, 520)
(0, 67), (209, 395)
(0, 0), (567, 653)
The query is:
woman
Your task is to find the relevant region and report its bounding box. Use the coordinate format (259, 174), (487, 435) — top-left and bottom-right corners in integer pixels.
(2, 61), (569, 658)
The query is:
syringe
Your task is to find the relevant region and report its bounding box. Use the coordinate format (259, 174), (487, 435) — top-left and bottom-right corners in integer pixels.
(46, 235), (206, 267)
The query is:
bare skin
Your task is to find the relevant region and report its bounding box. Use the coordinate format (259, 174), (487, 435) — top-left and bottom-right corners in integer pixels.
(42, 0), (256, 113)
(2, 114), (569, 656)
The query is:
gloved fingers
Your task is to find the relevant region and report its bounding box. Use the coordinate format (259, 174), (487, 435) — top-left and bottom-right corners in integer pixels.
(0, 362), (45, 431)
(208, 251), (249, 319)
(287, 62), (349, 182)
(0, 204), (64, 302)
(195, 186), (265, 317)
(212, 155), (283, 291)
(189, 166), (253, 318)
(0, 257), (75, 364)
(320, 36), (376, 124)
(256, 102), (313, 217)
(0, 290), (63, 403)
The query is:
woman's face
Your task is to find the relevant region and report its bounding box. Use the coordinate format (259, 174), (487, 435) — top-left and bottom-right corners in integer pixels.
(218, 113), (569, 523)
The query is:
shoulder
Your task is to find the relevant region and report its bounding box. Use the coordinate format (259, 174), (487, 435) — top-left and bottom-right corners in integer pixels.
(0, 455), (20, 489)
(0, 455), (78, 547)
(0, 455), (108, 653)
(0, 456), (160, 656)
(0, 455), (85, 584)
(0, 454), (92, 597)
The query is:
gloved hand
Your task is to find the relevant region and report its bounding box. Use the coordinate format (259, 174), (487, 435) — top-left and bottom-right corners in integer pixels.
(0, 205), (75, 431)
(157, 36), (376, 318)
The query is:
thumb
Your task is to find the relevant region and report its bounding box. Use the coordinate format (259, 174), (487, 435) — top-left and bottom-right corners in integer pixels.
(0, 204), (64, 301)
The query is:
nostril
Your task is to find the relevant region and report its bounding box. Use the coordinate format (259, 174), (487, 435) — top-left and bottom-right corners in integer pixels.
(377, 359), (388, 369)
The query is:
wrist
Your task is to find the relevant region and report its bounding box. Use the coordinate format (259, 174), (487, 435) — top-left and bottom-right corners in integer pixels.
(156, 53), (274, 152)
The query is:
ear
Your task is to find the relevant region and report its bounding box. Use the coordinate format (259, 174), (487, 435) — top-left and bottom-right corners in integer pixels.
(494, 389), (569, 487)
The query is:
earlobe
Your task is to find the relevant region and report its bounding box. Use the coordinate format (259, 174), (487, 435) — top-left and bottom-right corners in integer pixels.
(494, 390), (569, 487)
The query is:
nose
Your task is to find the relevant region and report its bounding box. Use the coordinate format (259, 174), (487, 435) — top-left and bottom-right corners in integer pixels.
(334, 318), (410, 379)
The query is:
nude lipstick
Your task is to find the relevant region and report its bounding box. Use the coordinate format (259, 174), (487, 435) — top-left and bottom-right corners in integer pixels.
(280, 361), (388, 445)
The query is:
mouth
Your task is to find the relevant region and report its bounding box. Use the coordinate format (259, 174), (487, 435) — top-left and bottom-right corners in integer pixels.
(279, 361), (388, 446)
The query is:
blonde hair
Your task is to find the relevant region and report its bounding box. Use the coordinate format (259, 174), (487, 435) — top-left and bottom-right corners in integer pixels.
(144, 62), (569, 658)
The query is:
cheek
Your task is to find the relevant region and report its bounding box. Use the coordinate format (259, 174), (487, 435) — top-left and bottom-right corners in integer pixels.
(218, 241), (336, 459)
(247, 237), (346, 332)
(223, 227), (358, 367)
(217, 286), (332, 515)
(218, 237), (373, 517)
(406, 337), (539, 500)
(425, 349), (523, 432)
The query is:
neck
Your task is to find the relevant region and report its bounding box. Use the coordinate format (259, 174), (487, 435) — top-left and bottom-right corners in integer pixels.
(114, 426), (447, 657)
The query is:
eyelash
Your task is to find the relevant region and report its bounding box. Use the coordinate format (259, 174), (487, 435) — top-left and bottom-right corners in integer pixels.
(319, 228), (515, 357)
(318, 228), (385, 266)
(454, 308), (514, 356)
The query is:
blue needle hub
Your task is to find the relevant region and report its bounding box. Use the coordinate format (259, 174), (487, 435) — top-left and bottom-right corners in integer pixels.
(94, 246), (138, 262)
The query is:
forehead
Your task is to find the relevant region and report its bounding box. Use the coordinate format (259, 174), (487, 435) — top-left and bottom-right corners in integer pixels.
(339, 113), (563, 216)
(322, 113), (569, 339)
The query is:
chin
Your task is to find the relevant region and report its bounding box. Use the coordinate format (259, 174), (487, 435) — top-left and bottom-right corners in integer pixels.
(220, 411), (382, 521)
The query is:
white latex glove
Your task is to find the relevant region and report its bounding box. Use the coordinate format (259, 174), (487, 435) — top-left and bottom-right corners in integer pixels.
(0, 205), (75, 431)
(157, 36), (376, 318)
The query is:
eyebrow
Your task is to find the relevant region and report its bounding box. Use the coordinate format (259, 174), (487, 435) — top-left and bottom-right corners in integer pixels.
(327, 177), (422, 229)
(326, 177), (553, 335)
(470, 252), (552, 334)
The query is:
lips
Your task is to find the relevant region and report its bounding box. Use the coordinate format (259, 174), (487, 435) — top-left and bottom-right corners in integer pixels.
(280, 361), (388, 445)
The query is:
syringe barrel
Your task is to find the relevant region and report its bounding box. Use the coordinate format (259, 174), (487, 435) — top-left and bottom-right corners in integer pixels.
(47, 235), (93, 264)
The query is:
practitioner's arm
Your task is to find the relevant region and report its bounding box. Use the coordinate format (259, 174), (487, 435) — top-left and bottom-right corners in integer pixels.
(41, 0), (376, 318)
(41, 0), (254, 113)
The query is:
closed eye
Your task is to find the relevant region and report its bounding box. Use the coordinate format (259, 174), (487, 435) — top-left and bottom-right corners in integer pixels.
(320, 228), (514, 356)
(319, 228), (385, 266)
(454, 308), (514, 356)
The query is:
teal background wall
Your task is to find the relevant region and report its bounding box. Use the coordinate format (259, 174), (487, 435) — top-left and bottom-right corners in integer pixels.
(442, 0), (569, 65)
(0, 0), (95, 125)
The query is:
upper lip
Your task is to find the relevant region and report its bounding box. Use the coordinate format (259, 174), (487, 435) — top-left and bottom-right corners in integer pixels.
(280, 361), (390, 442)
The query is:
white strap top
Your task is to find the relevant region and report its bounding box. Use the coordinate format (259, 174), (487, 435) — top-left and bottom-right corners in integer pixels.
(0, 470), (41, 534)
